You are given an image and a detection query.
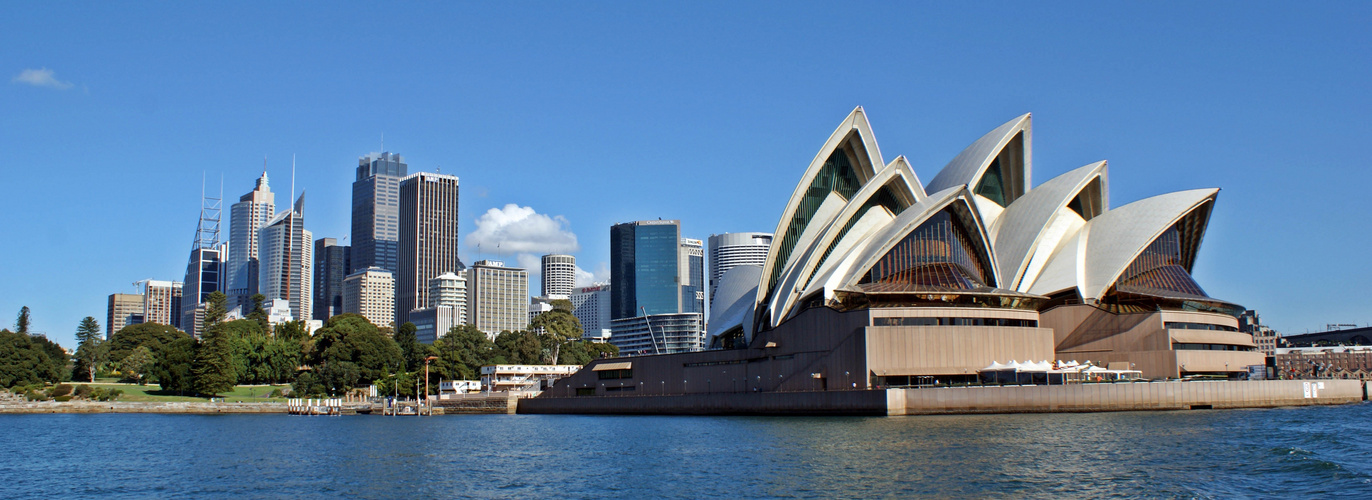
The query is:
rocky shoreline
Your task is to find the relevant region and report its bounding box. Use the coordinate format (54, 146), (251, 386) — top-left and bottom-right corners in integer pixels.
(0, 401), (286, 414)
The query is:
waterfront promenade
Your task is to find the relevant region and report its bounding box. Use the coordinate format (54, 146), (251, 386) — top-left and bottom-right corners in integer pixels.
(520, 379), (1366, 416)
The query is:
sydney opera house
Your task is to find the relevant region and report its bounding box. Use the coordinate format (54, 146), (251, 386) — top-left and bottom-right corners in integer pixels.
(550, 107), (1263, 399)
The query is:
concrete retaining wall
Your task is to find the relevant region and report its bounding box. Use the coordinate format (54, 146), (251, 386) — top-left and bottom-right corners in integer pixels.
(518, 390), (888, 415)
(887, 379), (1364, 415)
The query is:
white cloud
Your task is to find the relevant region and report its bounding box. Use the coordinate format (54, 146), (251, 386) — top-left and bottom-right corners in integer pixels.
(574, 262), (611, 288)
(466, 204), (579, 254)
(12, 68), (74, 90)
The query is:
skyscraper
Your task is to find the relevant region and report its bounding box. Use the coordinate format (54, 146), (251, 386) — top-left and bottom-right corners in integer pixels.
(466, 260), (528, 337)
(107, 293), (144, 337)
(181, 187), (226, 338)
(609, 220), (705, 354)
(679, 238), (705, 315)
(410, 272), (466, 344)
(313, 237), (351, 321)
(707, 232), (772, 300)
(258, 193), (312, 323)
(227, 171), (275, 311)
(343, 267), (395, 329)
(396, 171), (461, 324)
(569, 284), (610, 338)
(610, 220), (681, 320)
(541, 254), (575, 298)
(140, 280), (183, 328)
(351, 152), (407, 275)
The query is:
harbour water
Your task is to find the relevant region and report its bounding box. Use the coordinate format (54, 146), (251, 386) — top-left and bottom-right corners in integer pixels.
(3, 403), (1370, 498)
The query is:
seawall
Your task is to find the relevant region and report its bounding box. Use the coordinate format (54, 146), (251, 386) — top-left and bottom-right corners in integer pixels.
(0, 401), (287, 414)
(888, 379), (1363, 415)
(520, 380), (1364, 416)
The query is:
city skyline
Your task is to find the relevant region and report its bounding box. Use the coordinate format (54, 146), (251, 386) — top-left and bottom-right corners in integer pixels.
(4, 3), (1371, 348)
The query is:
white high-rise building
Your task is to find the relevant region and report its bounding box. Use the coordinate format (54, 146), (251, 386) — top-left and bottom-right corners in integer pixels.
(258, 193), (312, 323)
(410, 271), (468, 344)
(344, 267), (395, 329)
(680, 238), (705, 315)
(139, 280), (183, 328)
(540, 254), (575, 298)
(569, 284), (611, 337)
(428, 272), (468, 321)
(466, 260), (528, 337)
(227, 171), (275, 312)
(707, 232), (772, 302)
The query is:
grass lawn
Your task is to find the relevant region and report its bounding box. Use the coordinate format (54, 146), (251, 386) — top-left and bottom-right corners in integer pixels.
(82, 382), (291, 403)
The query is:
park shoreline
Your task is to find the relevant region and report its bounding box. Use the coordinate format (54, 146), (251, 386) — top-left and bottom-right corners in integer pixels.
(0, 401), (286, 414)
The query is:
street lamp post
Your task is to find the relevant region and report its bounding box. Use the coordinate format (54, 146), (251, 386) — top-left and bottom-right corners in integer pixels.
(424, 355), (439, 406)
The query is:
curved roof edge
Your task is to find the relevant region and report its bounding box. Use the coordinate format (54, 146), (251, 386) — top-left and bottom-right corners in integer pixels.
(992, 161), (1108, 291)
(925, 113), (1032, 197)
(757, 106), (886, 314)
(706, 265), (762, 344)
(769, 155), (926, 322)
(837, 186), (1000, 290)
(1080, 188), (1220, 301)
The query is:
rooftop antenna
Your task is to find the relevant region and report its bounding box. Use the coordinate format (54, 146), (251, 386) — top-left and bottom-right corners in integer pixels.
(381, 132), (385, 153)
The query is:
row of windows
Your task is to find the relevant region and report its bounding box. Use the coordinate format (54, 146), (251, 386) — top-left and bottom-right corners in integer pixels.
(1165, 322), (1237, 332)
(1173, 343), (1255, 351)
(597, 369), (633, 380)
(873, 317), (1038, 327)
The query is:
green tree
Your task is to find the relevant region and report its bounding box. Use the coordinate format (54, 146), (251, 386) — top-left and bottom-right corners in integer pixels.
(494, 330), (542, 365)
(0, 329), (61, 387)
(73, 337), (108, 382)
(192, 323), (237, 396)
(15, 306), (30, 334)
(529, 302), (583, 364)
(120, 345), (156, 384)
(105, 323), (188, 364)
(583, 342), (620, 360)
(273, 320), (307, 342)
(75, 317), (101, 345)
(394, 322), (421, 371)
(433, 324), (499, 382)
(29, 334), (70, 382)
(302, 314), (402, 395)
(152, 337), (197, 394)
(246, 293), (269, 334)
(73, 317), (106, 382)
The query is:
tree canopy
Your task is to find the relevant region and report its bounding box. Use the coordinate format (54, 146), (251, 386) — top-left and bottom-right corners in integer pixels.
(106, 323), (188, 363)
(0, 329), (62, 387)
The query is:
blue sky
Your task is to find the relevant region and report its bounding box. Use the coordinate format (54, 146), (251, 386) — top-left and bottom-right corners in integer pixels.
(3, 3), (1369, 348)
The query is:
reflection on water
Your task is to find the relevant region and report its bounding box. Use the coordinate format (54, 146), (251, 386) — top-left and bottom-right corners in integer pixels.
(2, 403), (1370, 498)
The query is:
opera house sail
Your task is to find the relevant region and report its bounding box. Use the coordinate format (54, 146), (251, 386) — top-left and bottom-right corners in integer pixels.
(550, 107), (1261, 401)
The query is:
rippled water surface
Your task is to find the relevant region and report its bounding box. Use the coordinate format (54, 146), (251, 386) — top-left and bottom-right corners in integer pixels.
(3, 403), (1371, 498)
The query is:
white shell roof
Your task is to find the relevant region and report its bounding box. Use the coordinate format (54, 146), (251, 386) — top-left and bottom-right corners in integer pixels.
(836, 186), (998, 290)
(769, 156), (924, 323)
(706, 265), (762, 343)
(924, 113), (1031, 196)
(992, 161), (1107, 291)
(1028, 188), (1218, 300)
(757, 106), (885, 309)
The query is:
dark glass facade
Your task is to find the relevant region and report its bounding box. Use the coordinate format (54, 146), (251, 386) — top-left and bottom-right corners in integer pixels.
(610, 221), (686, 319)
(861, 207), (993, 291)
(767, 147), (862, 293)
(1115, 226), (1208, 298)
(313, 238), (351, 321)
(351, 153), (407, 274)
(810, 183), (909, 289)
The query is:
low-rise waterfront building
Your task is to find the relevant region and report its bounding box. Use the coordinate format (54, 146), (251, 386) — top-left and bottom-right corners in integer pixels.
(480, 365), (581, 393)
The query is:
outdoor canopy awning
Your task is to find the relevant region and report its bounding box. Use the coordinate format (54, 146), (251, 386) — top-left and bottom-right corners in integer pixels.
(592, 362), (633, 371)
